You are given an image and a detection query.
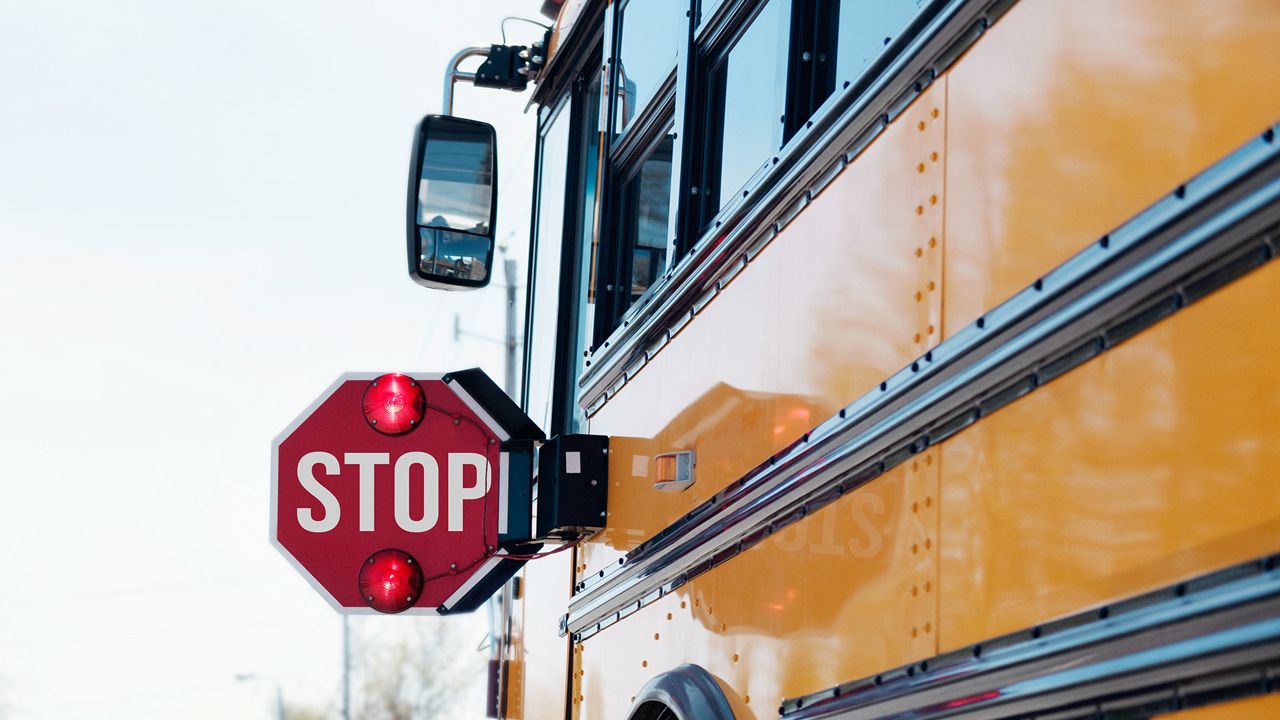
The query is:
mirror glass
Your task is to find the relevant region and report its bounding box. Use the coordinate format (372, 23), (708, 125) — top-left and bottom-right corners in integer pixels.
(407, 115), (497, 290)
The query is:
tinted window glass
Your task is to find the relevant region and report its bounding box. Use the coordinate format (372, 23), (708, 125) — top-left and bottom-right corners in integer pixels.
(715, 0), (790, 212)
(615, 0), (685, 135)
(526, 103), (571, 431)
(835, 0), (924, 85)
(624, 134), (674, 306)
(568, 74), (603, 431)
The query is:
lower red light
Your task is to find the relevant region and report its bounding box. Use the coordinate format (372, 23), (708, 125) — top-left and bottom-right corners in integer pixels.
(358, 548), (424, 614)
(362, 373), (426, 435)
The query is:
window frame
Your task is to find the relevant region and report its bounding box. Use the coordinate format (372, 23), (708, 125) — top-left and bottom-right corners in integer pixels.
(682, 0), (844, 248)
(590, 0), (692, 345)
(521, 44), (605, 438)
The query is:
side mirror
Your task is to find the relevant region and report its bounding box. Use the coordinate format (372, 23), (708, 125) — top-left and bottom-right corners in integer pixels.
(406, 115), (498, 290)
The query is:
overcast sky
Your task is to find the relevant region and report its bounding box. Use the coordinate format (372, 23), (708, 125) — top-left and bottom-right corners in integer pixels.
(0, 2), (541, 717)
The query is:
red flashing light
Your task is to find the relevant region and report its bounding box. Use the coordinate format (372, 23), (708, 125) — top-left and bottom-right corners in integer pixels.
(362, 373), (425, 435)
(358, 548), (424, 614)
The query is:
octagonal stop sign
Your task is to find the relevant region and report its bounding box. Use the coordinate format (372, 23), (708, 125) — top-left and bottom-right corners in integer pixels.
(271, 369), (543, 614)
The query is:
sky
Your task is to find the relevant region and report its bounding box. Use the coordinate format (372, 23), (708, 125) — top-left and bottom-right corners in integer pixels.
(0, 1), (542, 717)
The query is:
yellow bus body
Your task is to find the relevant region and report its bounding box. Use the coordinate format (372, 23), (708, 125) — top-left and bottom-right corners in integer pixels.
(503, 0), (1280, 717)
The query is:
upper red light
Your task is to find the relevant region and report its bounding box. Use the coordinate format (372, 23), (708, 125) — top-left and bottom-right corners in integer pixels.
(358, 548), (424, 614)
(362, 373), (425, 435)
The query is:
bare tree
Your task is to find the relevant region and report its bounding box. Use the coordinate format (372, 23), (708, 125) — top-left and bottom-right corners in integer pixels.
(352, 617), (484, 720)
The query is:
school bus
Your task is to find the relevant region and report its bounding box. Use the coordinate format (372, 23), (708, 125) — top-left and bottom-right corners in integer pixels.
(413, 0), (1280, 717)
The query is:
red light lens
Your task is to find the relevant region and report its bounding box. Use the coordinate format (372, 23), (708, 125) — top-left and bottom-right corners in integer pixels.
(362, 373), (425, 435)
(358, 548), (424, 614)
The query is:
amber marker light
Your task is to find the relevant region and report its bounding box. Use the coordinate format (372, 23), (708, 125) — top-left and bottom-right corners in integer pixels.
(358, 548), (424, 614)
(362, 373), (425, 435)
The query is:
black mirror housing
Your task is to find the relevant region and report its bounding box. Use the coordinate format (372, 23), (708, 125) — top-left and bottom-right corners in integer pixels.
(406, 115), (499, 290)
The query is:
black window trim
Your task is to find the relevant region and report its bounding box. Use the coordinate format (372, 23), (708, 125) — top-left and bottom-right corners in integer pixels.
(577, 0), (976, 411)
(682, 0), (845, 248)
(589, 0), (693, 346)
(595, 95), (678, 344)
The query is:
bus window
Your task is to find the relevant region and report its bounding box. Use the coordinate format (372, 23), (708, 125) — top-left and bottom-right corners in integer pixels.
(613, 0), (686, 137)
(525, 99), (572, 433)
(625, 135), (675, 305)
(713, 0), (790, 213)
(834, 0), (925, 85)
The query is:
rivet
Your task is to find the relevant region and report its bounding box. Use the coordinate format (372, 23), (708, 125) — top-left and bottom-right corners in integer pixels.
(913, 333), (922, 343)
(911, 627), (918, 638)
(924, 538), (932, 549)
(927, 281), (936, 291)
(925, 581), (932, 592)
(915, 205), (924, 216)
(927, 325), (935, 335)
(680, 601), (686, 609)
(915, 291), (923, 302)
(911, 544), (919, 554)
(917, 163), (925, 173)
(929, 237), (937, 248)
(925, 497), (932, 507)
(931, 108), (939, 118)
(642, 660), (648, 668)
(654, 633), (660, 640)
(930, 152), (939, 162)
(925, 622), (932, 633)
(666, 612), (673, 620)
(914, 247), (923, 258)
(911, 586), (919, 596)
(917, 121), (926, 131)
(912, 502), (919, 513)
(744, 694), (750, 704)
(930, 195), (938, 205)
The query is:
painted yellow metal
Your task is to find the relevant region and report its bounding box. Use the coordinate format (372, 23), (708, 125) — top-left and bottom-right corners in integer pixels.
(578, 462), (935, 719)
(937, 0), (1280, 653)
(580, 81), (946, 586)
(506, 553), (574, 719)
(575, 85), (947, 717)
(1153, 694), (1280, 720)
(938, 261), (1280, 651)
(537, 0), (1280, 717)
(944, 0), (1280, 332)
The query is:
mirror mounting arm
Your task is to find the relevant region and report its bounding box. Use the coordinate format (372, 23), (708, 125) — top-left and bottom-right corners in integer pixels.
(443, 46), (491, 116)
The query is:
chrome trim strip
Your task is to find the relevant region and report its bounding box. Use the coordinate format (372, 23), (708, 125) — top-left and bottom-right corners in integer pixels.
(565, 125), (1280, 639)
(577, 0), (1018, 410)
(781, 556), (1280, 719)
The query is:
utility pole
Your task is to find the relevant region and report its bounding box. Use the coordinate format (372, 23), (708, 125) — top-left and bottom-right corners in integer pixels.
(452, 249), (520, 398)
(342, 616), (351, 720)
(503, 256), (518, 397)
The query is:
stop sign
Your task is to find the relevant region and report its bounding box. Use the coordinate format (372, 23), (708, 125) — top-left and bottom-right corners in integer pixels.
(271, 369), (542, 614)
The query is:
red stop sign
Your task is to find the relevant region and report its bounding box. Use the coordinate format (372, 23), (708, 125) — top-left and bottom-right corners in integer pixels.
(271, 371), (540, 614)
